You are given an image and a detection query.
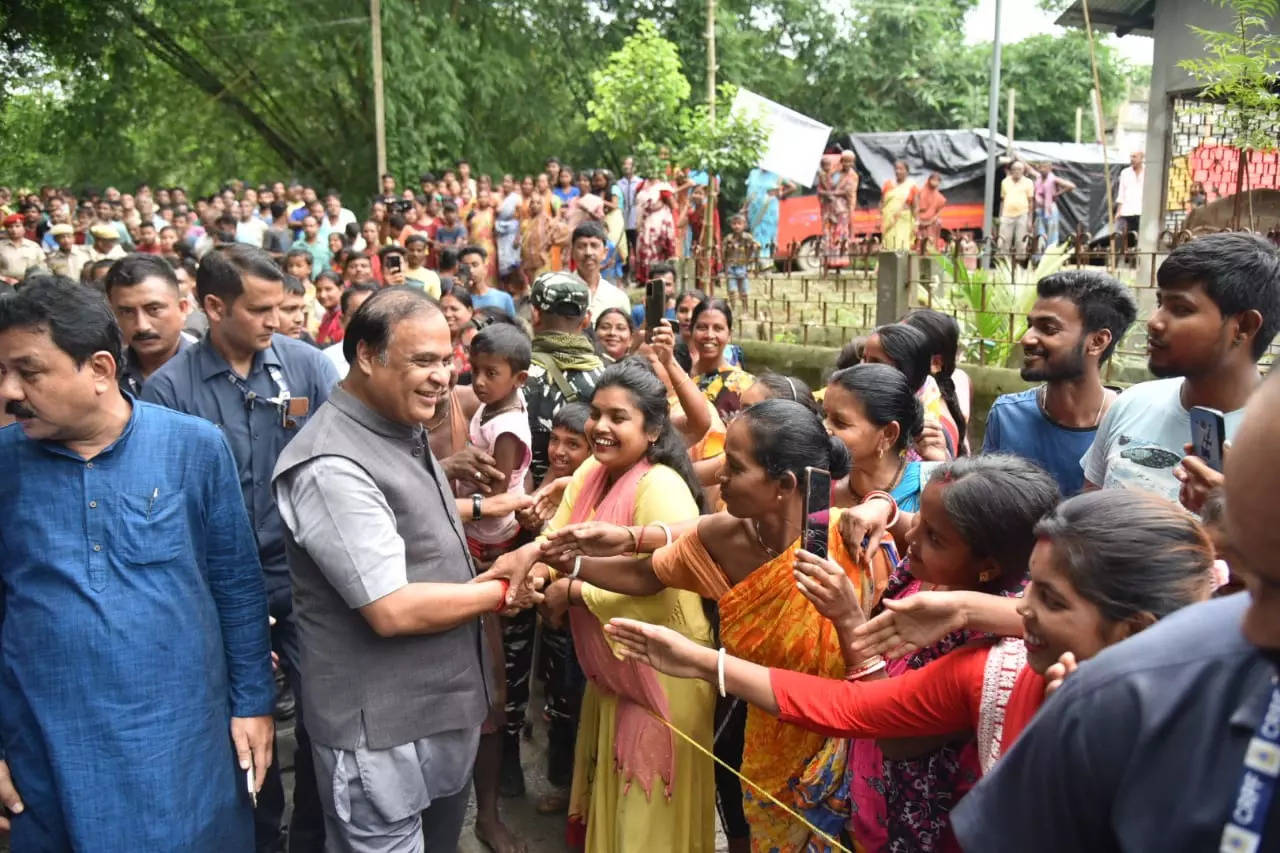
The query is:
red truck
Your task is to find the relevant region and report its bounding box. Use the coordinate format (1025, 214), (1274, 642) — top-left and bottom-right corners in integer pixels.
(772, 193), (986, 270)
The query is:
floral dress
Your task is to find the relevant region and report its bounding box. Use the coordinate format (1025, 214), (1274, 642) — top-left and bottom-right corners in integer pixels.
(693, 366), (754, 421)
(852, 562), (1025, 853)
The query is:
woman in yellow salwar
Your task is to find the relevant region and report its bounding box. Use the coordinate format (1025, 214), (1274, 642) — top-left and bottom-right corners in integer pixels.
(880, 160), (919, 251)
(536, 358), (717, 852)
(540, 399), (899, 853)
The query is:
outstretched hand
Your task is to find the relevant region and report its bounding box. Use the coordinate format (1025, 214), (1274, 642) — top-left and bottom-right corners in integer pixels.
(541, 522), (634, 564)
(502, 572), (546, 615)
(850, 592), (968, 660)
(604, 618), (712, 681)
(440, 446), (505, 495)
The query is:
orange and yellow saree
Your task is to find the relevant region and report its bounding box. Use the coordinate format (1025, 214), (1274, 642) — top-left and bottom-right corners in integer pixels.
(652, 510), (894, 852)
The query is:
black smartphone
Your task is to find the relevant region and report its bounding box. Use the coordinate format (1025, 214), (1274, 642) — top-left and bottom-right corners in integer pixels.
(803, 467), (832, 560)
(644, 279), (666, 332)
(385, 253), (403, 273)
(1189, 405), (1227, 473)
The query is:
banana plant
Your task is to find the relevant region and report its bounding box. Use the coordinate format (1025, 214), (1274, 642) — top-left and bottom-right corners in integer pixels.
(930, 247), (1073, 367)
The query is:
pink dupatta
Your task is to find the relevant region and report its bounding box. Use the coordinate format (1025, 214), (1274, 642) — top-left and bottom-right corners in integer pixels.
(566, 459), (675, 798)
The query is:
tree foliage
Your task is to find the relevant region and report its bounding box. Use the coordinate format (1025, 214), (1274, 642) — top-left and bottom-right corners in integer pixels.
(586, 23), (765, 181)
(1179, 0), (1280, 154)
(1, 0), (1139, 201)
(994, 31), (1131, 142)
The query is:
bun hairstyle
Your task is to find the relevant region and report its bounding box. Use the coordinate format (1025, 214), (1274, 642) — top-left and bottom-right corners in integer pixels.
(741, 399), (852, 488)
(829, 363), (924, 452)
(591, 356), (705, 509)
(1035, 490), (1214, 623)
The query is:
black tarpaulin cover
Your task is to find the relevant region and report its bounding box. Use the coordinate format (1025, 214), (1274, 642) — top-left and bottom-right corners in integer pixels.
(845, 129), (1125, 236)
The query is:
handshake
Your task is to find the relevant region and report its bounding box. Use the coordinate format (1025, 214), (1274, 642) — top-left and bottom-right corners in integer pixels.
(473, 541), (555, 615)
(473, 532), (597, 622)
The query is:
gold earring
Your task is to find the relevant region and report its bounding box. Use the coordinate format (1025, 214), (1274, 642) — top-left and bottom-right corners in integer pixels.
(978, 569), (997, 583)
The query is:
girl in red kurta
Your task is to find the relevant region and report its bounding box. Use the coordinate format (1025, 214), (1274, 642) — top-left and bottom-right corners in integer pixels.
(604, 489), (1216, 835)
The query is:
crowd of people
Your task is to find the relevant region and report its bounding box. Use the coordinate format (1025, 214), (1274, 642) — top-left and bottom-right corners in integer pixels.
(0, 159), (748, 307)
(0, 159), (1278, 853)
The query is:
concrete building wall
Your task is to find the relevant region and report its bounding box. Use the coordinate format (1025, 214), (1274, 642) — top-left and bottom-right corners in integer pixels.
(1139, 0), (1280, 251)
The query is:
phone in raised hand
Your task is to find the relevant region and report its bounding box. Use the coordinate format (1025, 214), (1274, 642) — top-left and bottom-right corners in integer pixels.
(803, 467), (832, 560)
(1189, 406), (1226, 472)
(644, 279), (666, 332)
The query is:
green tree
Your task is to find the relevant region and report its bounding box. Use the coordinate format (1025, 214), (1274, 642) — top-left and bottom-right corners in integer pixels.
(1, 0), (1147, 199)
(586, 18), (690, 172)
(1179, 0), (1280, 227)
(585, 22), (765, 180)
(995, 31), (1131, 141)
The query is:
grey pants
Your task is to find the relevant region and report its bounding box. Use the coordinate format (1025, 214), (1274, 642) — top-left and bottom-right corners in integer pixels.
(318, 785), (468, 853)
(313, 727), (479, 853)
(998, 214), (1030, 261)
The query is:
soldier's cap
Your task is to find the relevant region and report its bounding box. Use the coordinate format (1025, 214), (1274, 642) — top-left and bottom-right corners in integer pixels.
(530, 271), (590, 317)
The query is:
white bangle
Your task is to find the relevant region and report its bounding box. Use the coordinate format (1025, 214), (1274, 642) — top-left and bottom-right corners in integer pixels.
(655, 522), (673, 548)
(717, 647), (727, 698)
(847, 657), (887, 681)
(571, 555), (582, 580)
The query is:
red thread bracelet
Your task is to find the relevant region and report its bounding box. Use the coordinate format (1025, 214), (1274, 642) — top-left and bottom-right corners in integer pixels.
(493, 578), (510, 611)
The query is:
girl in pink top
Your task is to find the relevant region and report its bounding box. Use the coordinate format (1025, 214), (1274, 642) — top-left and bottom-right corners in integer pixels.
(460, 323), (533, 562)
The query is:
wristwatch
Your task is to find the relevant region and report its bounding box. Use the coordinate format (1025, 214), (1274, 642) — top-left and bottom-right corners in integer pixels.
(471, 493), (484, 521)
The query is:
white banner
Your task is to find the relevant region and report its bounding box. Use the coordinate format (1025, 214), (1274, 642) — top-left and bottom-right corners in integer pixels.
(731, 88), (832, 188)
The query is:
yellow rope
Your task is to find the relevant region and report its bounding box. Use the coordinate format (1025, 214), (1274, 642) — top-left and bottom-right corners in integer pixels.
(648, 710), (856, 853)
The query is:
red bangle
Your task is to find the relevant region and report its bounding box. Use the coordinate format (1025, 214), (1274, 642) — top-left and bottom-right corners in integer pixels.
(860, 490), (900, 530)
(493, 579), (510, 611)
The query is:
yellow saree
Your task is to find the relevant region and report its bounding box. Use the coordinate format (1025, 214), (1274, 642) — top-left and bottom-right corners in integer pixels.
(880, 179), (918, 252)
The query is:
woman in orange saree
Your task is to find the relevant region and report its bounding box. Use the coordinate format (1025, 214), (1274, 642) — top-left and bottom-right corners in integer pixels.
(540, 400), (899, 852)
(521, 190), (555, 280)
(468, 189), (499, 280)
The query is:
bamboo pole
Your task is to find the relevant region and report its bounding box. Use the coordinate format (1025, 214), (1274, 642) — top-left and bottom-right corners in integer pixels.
(371, 0), (387, 188)
(702, 0), (717, 295)
(1080, 0), (1115, 253)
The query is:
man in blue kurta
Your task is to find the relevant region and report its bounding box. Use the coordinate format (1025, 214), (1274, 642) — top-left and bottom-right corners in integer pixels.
(142, 243), (338, 850)
(0, 276), (274, 850)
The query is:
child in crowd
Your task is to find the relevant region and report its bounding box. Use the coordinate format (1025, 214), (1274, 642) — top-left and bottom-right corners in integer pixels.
(721, 213), (760, 314)
(545, 402), (592, 482)
(461, 323), (534, 564)
(518, 402), (593, 534)
(433, 201), (468, 253)
(283, 248), (320, 336)
(960, 230), (979, 270)
(312, 270), (344, 346)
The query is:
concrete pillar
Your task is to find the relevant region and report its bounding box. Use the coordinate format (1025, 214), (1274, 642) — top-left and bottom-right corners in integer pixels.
(875, 251), (910, 326)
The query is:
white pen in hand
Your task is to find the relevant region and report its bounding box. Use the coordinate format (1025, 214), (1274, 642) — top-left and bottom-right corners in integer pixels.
(247, 761), (256, 808)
